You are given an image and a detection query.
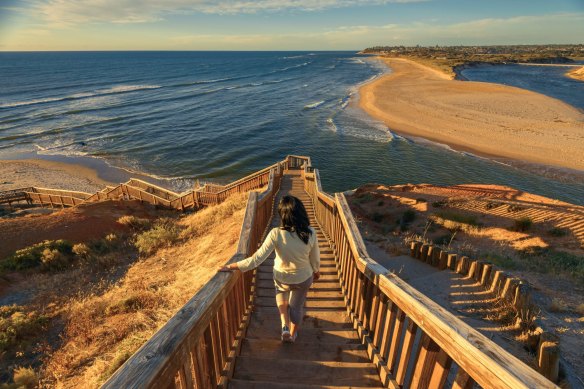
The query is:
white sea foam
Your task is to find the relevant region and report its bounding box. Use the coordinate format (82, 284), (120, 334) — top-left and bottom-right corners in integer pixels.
(278, 62), (311, 72)
(304, 100), (325, 109)
(179, 77), (236, 86)
(326, 118), (338, 133)
(0, 85), (161, 109)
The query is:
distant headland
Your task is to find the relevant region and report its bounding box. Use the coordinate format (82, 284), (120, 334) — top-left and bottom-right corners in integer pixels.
(360, 44), (584, 81)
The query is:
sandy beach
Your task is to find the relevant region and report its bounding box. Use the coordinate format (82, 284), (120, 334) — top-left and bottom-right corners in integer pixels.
(359, 58), (584, 172)
(566, 65), (584, 81)
(0, 159), (113, 193)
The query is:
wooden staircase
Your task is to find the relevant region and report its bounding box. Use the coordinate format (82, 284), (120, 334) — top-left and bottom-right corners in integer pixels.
(102, 155), (559, 389)
(229, 170), (383, 388)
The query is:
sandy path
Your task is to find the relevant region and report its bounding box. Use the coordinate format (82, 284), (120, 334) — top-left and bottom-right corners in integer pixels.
(359, 58), (584, 171)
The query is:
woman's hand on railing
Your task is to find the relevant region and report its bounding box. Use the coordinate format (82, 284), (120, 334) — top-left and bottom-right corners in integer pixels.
(313, 271), (321, 281)
(218, 263), (239, 272)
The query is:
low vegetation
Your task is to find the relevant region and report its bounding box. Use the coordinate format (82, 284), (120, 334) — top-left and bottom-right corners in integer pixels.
(512, 217), (533, 232)
(434, 210), (479, 226)
(134, 218), (181, 255)
(0, 193), (249, 387)
(1, 240), (73, 272)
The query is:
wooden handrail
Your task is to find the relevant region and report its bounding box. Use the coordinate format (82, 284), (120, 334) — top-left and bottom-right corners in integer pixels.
(102, 166), (282, 389)
(125, 178), (181, 200)
(301, 159), (558, 389)
(29, 187), (92, 199)
(99, 154), (557, 388)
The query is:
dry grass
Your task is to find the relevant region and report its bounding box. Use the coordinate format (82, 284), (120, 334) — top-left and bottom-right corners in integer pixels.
(40, 192), (248, 388)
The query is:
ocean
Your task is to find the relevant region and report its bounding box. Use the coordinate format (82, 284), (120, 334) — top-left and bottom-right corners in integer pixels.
(1, 51), (583, 204)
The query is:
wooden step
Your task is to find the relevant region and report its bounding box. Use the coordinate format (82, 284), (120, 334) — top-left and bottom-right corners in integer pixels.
(256, 272), (339, 282)
(248, 310), (352, 330)
(246, 326), (360, 344)
(255, 279), (341, 290)
(256, 287), (344, 299)
(232, 357), (381, 386)
(228, 379), (384, 389)
(239, 338), (369, 363)
(254, 296), (345, 309)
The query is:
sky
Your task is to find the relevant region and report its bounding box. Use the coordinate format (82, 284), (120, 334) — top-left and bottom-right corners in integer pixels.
(0, 0), (583, 51)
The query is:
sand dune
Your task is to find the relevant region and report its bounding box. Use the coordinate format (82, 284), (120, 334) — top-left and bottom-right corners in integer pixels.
(359, 58), (584, 172)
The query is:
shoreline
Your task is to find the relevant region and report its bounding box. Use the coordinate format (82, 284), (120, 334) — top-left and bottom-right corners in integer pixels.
(0, 158), (115, 193)
(0, 152), (196, 195)
(358, 57), (584, 173)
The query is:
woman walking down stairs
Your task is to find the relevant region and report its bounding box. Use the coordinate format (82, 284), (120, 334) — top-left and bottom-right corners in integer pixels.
(102, 156), (558, 389)
(227, 169), (384, 388)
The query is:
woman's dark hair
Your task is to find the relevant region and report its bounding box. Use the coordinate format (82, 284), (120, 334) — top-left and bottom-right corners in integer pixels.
(278, 195), (312, 244)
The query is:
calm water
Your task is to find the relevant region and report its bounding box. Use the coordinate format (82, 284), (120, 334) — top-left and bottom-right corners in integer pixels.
(460, 62), (584, 110)
(1, 52), (583, 204)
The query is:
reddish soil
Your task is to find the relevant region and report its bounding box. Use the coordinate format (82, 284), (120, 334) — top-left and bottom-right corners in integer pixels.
(0, 200), (164, 260)
(348, 183), (584, 385)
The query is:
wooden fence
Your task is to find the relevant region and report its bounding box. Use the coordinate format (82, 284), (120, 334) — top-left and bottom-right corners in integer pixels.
(0, 157), (293, 211)
(102, 167), (282, 389)
(0, 187), (92, 208)
(300, 157), (557, 389)
(408, 241), (560, 382)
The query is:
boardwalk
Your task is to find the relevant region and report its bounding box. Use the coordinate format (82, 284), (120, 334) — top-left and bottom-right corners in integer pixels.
(229, 170), (383, 388)
(103, 156), (558, 389)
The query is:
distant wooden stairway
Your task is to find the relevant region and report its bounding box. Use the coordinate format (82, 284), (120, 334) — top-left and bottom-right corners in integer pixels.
(102, 156), (557, 389)
(0, 163), (274, 211)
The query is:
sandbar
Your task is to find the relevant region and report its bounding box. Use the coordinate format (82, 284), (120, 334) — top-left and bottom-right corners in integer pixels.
(566, 65), (584, 82)
(359, 57), (584, 172)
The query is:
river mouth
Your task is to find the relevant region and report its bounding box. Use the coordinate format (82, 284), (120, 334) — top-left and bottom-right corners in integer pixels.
(1, 51), (583, 205)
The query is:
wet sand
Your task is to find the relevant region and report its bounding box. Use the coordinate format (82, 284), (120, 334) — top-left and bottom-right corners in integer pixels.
(359, 57), (584, 172)
(0, 159), (113, 193)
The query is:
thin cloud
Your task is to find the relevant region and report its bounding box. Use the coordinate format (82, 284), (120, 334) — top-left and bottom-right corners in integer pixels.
(30, 0), (428, 26)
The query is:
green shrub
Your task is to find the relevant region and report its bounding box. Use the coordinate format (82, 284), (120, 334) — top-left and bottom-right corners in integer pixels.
(117, 215), (152, 231)
(402, 209), (416, 224)
(513, 217), (533, 232)
(0, 306), (49, 353)
(431, 200), (447, 208)
(1, 240), (72, 271)
(72, 243), (91, 259)
(354, 193), (373, 204)
(372, 212), (383, 223)
(484, 253), (519, 270)
(507, 204), (524, 212)
(135, 220), (180, 255)
(377, 200), (384, 207)
(40, 248), (70, 271)
(435, 211), (478, 226)
(485, 202), (501, 210)
(548, 227), (568, 237)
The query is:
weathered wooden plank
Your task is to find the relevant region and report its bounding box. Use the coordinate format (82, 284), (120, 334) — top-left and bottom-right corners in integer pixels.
(377, 274), (557, 389)
(394, 319), (417, 386)
(410, 333), (440, 389)
(428, 349), (452, 389)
